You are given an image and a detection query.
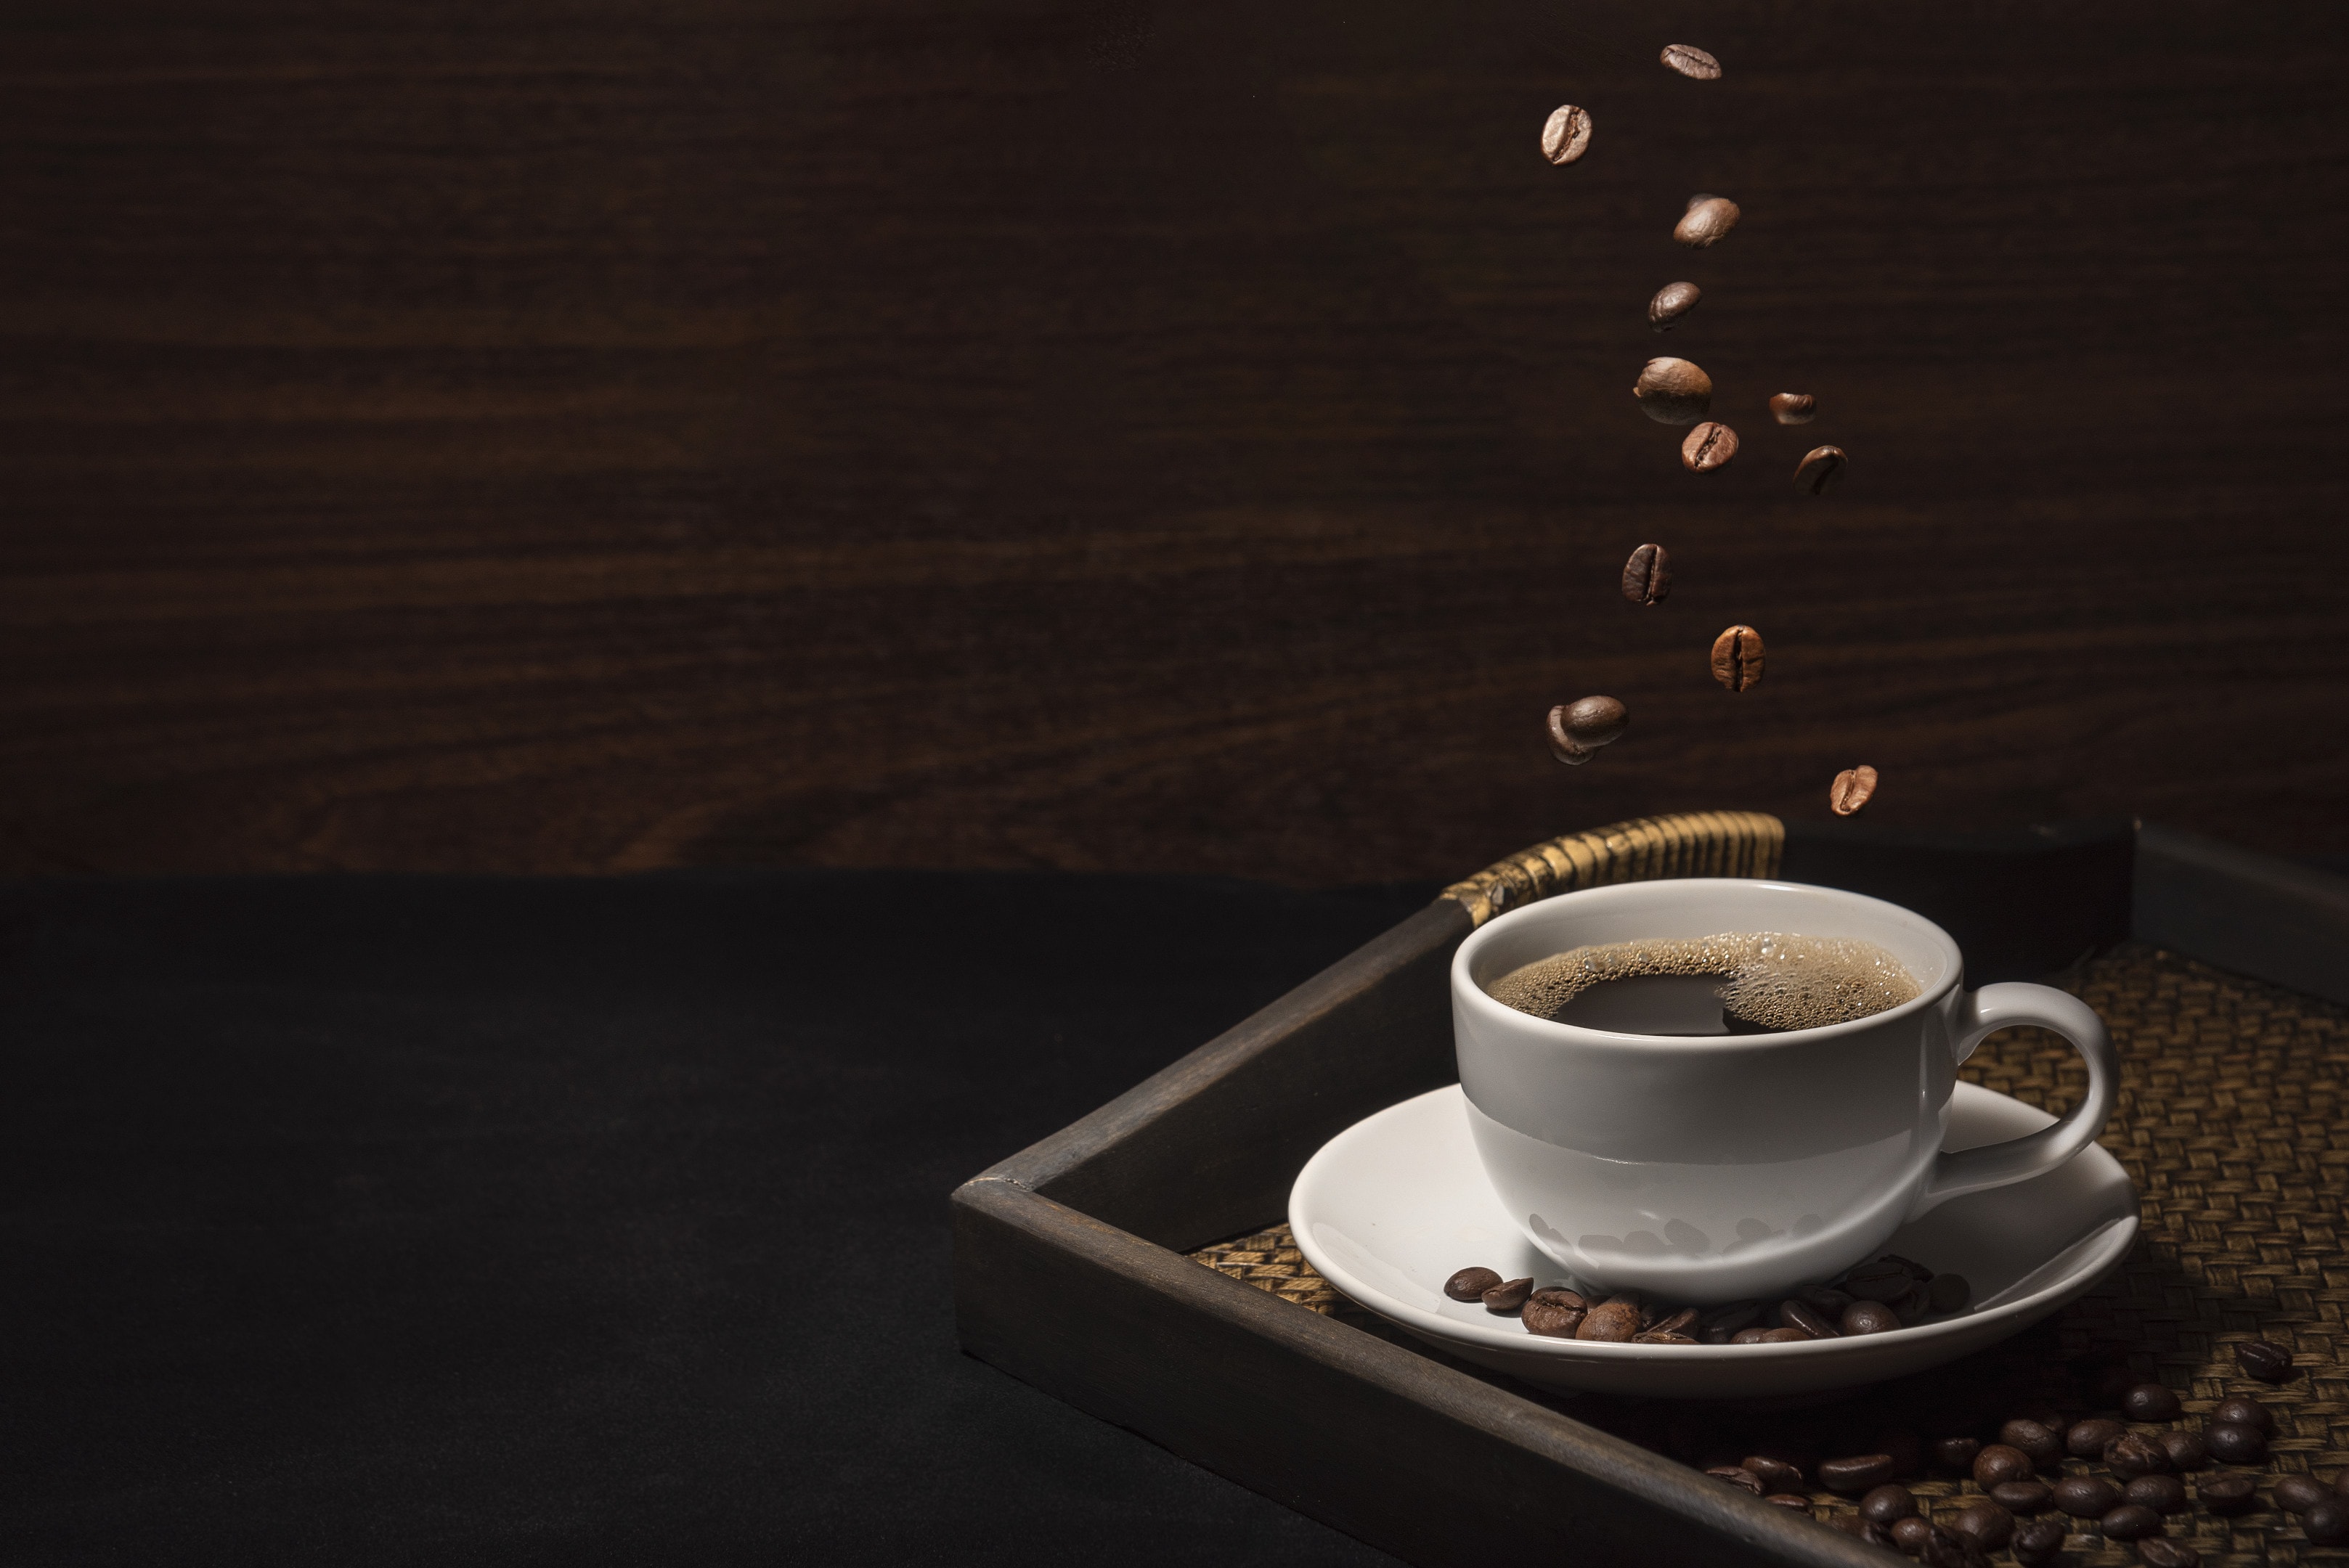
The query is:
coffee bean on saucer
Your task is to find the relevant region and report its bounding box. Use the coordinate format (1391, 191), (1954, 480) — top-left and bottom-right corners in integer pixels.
(1621, 542), (1672, 606)
(1992, 1482), (2052, 1514)
(1769, 392), (1817, 425)
(1950, 1501), (2014, 1551)
(1649, 1306), (1698, 1337)
(1701, 1299), (1762, 1335)
(1796, 1286), (1852, 1315)
(2211, 1395), (2273, 1433)
(1577, 1297), (1642, 1341)
(1730, 1326), (1770, 1344)
(1841, 1300), (1900, 1335)
(1706, 1465), (1765, 1495)
(1841, 1260), (1913, 1301)
(1926, 1273), (1969, 1312)
(1974, 1445), (2034, 1489)
(1675, 197), (1740, 248)
(2122, 1382), (2181, 1421)
(1745, 1455), (1805, 1493)
(1711, 625), (1765, 693)
(2106, 1434), (2170, 1478)
(1541, 105), (1592, 165)
(1649, 282), (1701, 332)
(1819, 1453), (1897, 1493)
(2277, 1475), (2331, 1514)
(2011, 1517), (2066, 1567)
(1682, 421), (1738, 473)
(1931, 1436), (1982, 1471)
(2157, 1431), (2207, 1471)
(1661, 44), (1722, 79)
(2000, 1419), (2063, 1470)
(2198, 1471), (2258, 1514)
(2053, 1475), (2122, 1517)
(1828, 766), (1878, 817)
(1634, 356), (1713, 425)
(2101, 1503), (2162, 1542)
(1521, 1287), (1586, 1337)
(1481, 1276), (1531, 1312)
(2303, 1497), (2349, 1545)
(1794, 444), (1848, 494)
(1445, 1267), (1501, 1301)
(1780, 1299), (1840, 1339)
(1632, 1331), (1698, 1344)
(1548, 696), (1629, 766)
(1759, 1326), (1812, 1343)
(2127, 1475), (2188, 1514)
(2067, 1418), (2126, 1458)
(2136, 1541), (2200, 1568)
(2205, 1421), (2268, 1463)
(2236, 1339), (2297, 1381)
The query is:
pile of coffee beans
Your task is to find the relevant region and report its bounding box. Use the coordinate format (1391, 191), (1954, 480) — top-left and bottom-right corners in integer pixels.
(1443, 1253), (1970, 1345)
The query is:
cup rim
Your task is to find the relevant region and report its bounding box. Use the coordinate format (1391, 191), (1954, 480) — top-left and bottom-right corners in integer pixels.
(1453, 877), (1966, 1050)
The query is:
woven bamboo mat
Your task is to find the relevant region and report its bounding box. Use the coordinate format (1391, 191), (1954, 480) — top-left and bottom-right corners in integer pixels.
(1191, 942), (2349, 1565)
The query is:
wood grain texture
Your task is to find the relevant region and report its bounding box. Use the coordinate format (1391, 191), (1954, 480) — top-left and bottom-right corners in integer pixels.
(1, 1), (2344, 877)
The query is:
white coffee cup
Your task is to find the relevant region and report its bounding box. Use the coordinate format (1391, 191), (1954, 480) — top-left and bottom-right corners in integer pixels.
(1451, 878), (2117, 1303)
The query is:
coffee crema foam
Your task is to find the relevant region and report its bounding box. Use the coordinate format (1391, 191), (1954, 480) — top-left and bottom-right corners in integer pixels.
(1486, 931), (1921, 1032)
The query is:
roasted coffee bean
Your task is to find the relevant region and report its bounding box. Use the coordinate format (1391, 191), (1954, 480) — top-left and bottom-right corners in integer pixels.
(1841, 1263), (1914, 1304)
(1974, 1445), (2035, 1489)
(1681, 420), (1738, 473)
(1547, 696), (1629, 766)
(2126, 1475), (2187, 1514)
(2236, 1339), (2297, 1382)
(2204, 1421), (2268, 1463)
(2011, 1517), (2066, 1567)
(1794, 444), (1848, 495)
(1759, 1326), (1812, 1343)
(1706, 1466), (1765, 1495)
(1730, 1326), (1770, 1344)
(1838, 1516), (1902, 1551)
(1634, 356), (1713, 425)
(2303, 1497), (2349, 1545)
(2000, 1419), (2063, 1470)
(2212, 1396), (2273, 1433)
(2198, 1472), (2258, 1514)
(2122, 1382), (2181, 1421)
(1576, 1297), (1642, 1342)
(1444, 1267), (1501, 1302)
(2157, 1431), (2207, 1471)
(2053, 1475), (2123, 1517)
(1745, 1455), (1805, 1493)
(1660, 44), (1722, 80)
(2278, 1475), (2332, 1514)
(1991, 1482), (2052, 1515)
(2067, 1418), (2127, 1458)
(1841, 1300), (1901, 1336)
(1931, 1436), (1982, 1471)
(1540, 105), (1592, 166)
(1521, 1287), (1586, 1337)
(2100, 1503), (2162, 1541)
(1648, 282), (1701, 332)
(1829, 766), (1878, 817)
(2016, 1405), (2067, 1432)
(1889, 1516), (1938, 1553)
(1950, 1502), (2014, 1551)
(2136, 1541), (2200, 1568)
(2105, 1434), (2170, 1479)
(1481, 1277), (1531, 1312)
(1769, 392), (1817, 425)
(1858, 1484), (1916, 1524)
(1632, 1331), (1697, 1344)
(1881, 1254), (1933, 1280)
(1650, 1307), (1698, 1337)
(1764, 1493), (1810, 1511)
(1925, 1526), (1990, 1568)
(1926, 1273), (1969, 1312)
(1819, 1453), (1898, 1493)
(1780, 1299), (1840, 1339)
(1701, 1299), (1762, 1336)
(1674, 196), (1740, 249)
(1621, 542), (1673, 607)
(1710, 625), (1765, 693)
(1796, 1286), (1854, 1315)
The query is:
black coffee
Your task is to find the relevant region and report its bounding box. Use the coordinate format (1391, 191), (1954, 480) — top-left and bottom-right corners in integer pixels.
(1484, 932), (1920, 1035)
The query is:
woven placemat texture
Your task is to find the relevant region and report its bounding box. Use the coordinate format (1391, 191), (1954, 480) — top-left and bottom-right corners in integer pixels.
(1192, 942), (2349, 1565)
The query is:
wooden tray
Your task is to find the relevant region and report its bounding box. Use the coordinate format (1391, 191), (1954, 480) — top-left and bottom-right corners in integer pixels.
(950, 814), (2349, 1566)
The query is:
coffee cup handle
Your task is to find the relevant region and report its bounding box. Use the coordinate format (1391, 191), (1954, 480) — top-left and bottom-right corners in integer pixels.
(1908, 983), (2119, 1219)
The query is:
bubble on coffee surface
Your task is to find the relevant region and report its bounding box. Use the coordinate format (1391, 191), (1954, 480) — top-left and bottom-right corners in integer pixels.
(1486, 932), (1921, 1032)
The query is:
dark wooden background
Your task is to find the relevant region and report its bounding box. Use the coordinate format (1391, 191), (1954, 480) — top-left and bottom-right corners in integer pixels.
(1, 0), (2343, 881)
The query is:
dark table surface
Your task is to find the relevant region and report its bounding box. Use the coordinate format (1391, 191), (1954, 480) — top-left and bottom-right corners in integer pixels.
(4, 869), (1427, 1564)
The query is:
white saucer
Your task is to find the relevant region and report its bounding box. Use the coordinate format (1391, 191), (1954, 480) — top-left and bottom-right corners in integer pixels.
(1289, 1082), (2137, 1399)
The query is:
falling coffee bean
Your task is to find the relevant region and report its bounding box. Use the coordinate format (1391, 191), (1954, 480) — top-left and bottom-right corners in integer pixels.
(2067, 1418), (2126, 1458)
(1660, 44), (1722, 79)
(1674, 196), (1741, 249)
(2099, 1503), (2162, 1542)
(2236, 1338), (2296, 1381)
(1444, 1267), (1500, 1302)
(1858, 1484), (1916, 1524)
(1649, 281), (1701, 332)
(1818, 1454), (1897, 1494)
(2011, 1517), (2065, 1567)
(2211, 1395), (2273, 1433)
(1681, 421), (1738, 473)
(1828, 766), (1878, 817)
(1706, 1466), (1765, 1495)
(1634, 356), (1713, 425)
(1481, 1277), (1532, 1312)
(1840, 1300), (1900, 1335)
(2205, 1421), (2268, 1463)
(2122, 1382), (2181, 1421)
(1621, 542), (1672, 606)
(2157, 1431), (2206, 1471)
(2053, 1475), (2123, 1517)
(2105, 1434), (2170, 1479)
(2198, 1472), (2258, 1514)
(1973, 1445), (2034, 1489)
(2303, 1496), (2349, 1545)
(1949, 1501), (2014, 1551)
(1931, 1436), (1982, 1471)
(1779, 1299), (1840, 1339)
(1991, 1482), (2052, 1514)
(1794, 444), (1847, 495)
(1710, 625), (1765, 693)
(1577, 1297), (1643, 1342)
(1999, 1420), (2063, 1471)
(1769, 392), (1817, 425)
(1521, 1287), (1586, 1337)
(2126, 1475), (2187, 1514)
(1547, 696), (1629, 766)
(1541, 105), (1592, 165)
(2136, 1541), (2200, 1568)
